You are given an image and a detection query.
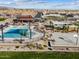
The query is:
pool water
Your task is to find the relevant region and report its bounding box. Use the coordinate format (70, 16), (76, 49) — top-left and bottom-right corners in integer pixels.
(0, 27), (35, 38)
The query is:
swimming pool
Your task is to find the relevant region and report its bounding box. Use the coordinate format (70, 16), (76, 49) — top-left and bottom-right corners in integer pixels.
(0, 25), (35, 38)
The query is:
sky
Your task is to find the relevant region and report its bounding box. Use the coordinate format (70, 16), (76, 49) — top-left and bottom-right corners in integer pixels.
(0, 0), (79, 9)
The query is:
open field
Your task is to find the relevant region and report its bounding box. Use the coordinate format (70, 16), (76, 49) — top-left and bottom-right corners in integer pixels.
(0, 52), (78, 59)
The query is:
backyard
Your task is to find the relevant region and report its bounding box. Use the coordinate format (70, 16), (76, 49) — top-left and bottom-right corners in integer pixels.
(0, 52), (79, 59)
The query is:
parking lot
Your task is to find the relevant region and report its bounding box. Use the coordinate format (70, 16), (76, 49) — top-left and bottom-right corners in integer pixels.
(52, 32), (79, 46)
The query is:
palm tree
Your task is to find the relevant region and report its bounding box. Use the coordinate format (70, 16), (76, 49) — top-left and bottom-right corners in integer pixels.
(63, 16), (68, 21)
(61, 24), (66, 32)
(28, 22), (32, 39)
(0, 24), (4, 42)
(74, 22), (79, 33)
(49, 21), (52, 26)
(19, 29), (23, 43)
(62, 24), (69, 33)
(76, 27), (79, 33)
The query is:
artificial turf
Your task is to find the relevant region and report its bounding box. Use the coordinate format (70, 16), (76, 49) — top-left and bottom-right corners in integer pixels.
(0, 52), (78, 59)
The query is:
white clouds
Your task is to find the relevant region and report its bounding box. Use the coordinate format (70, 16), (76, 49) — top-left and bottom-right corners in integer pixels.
(14, 0), (33, 2)
(0, 2), (12, 5)
(0, 0), (79, 9)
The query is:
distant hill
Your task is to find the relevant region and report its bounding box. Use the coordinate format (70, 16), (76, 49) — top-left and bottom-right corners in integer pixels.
(0, 6), (14, 10)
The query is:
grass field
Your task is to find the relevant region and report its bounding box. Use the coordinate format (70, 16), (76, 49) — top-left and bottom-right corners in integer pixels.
(0, 52), (78, 59)
(0, 18), (6, 21)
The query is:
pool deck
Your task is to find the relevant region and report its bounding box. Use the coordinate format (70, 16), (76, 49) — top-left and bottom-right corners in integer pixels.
(0, 24), (44, 42)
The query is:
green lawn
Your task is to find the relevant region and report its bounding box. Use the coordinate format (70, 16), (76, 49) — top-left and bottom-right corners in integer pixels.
(0, 18), (6, 21)
(0, 52), (79, 59)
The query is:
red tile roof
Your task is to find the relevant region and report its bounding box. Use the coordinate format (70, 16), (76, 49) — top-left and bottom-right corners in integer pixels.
(19, 15), (33, 21)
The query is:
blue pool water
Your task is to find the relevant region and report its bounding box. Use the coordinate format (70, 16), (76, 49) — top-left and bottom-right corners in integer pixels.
(0, 28), (34, 38)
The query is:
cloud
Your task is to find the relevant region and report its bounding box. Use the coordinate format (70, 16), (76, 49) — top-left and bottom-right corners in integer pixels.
(0, 0), (79, 9)
(14, 0), (33, 2)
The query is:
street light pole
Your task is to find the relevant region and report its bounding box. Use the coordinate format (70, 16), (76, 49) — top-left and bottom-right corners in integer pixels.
(74, 34), (78, 45)
(76, 37), (78, 45)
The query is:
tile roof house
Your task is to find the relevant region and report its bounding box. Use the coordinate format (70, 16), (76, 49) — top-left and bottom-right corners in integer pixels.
(14, 15), (33, 22)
